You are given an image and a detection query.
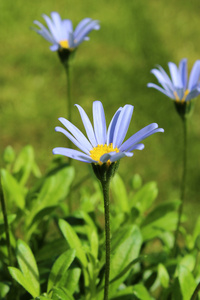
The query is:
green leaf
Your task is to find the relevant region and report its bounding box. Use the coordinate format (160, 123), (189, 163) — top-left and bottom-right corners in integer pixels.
(26, 165), (75, 227)
(47, 249), (76, 293)
(178, 265), (196, 300)
(110, 173), (129, 213)
(132, 284), (153, 300)
(158, 263), (169, 288)
(141, 211), (178, 241)
(100, 225), (142, 298)
(0, 282), (10, 298)
(16, 239), (40, 296)
(179, 254), (195, 272)
(131, 173), (142, 190)
(0, 214), (16, 235)
(52, 287), (75, 300)
(142, 200), (180, 227)
(59, 219), (87, 267)
(130, 181), (158, 213)
(13, 145), (41, 185)
(110, 286), (137, 299)
(3, 145), (15, 164)
(8, 267), (38, 297)
(1, 169), (25, 209)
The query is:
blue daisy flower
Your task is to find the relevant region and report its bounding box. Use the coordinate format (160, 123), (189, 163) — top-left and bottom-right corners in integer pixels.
(53, 101), (164, 164)
(147, 58), (200, 102)
(33, 12), (100, 51)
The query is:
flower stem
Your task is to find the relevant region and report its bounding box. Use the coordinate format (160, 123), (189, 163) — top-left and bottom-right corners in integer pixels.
(190, 281), (200, 300)
(0, 174), (12, 266)
(65, 63), (72, 125)
(173, 117), (187, 256)
(101, 179), (111, 300)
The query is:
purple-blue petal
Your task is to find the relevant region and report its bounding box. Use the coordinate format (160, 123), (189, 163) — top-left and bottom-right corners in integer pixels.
(179, 58), (187, 89)
(107, 107), (122, 145)
(74, 18), (92, 37)
(147, 83), (175, 99)
(58, 117), (92, 151)
(120, 123), (159, 152)
(93, 101), (107, 145)
(185, 87), (200, 101)
(53, 147), (95, 163)
(75, 104), (97, 147)
(55, 126), (90, 154)
(74, 20), (100, 46)
(168, 62), (183, 88)
(112, 105), (134, 148)
(188, 60), (200, 91)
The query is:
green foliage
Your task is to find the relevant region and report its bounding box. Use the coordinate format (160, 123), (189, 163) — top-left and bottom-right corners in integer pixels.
(1, 148), (200, 300)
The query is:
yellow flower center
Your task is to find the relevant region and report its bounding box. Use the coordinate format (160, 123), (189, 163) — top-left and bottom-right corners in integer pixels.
(174, 89), (190, 103)
(59, 40), (70, 49)
(90, 143), (119, 165)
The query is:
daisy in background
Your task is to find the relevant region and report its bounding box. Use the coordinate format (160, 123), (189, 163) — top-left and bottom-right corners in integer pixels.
(147, 58), (200, 103)
(33, 11), (100, 52)
(53, 101), (164, 165)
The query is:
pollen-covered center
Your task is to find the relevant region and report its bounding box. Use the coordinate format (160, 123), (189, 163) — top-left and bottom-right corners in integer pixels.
(59, 40), (69, 49)
(174, 89), (190, 103)
(90, 143), (119, 164)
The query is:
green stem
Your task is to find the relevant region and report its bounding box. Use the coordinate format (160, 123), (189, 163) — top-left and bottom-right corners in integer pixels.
(0, 175), (12, 266)
(173, 117), (187, 256)
(101, 179), (111, 300)
(190, 281), (200, 300)
(65, 63), (72, 124)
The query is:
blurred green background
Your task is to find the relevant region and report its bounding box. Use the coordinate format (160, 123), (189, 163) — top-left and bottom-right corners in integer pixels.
(0, 0), (200, 228)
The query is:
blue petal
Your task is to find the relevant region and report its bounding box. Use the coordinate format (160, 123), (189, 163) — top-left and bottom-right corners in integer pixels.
(157, 65), (174, 89)
(33, 21), (55, 43)
(74, 18), (92, 37)
(128, 143), (145, 151)
(62, 19), (73, 42)
(50, 44), (59, 51)
(58, 117), (92, 151)
(188, 60), (200, 91)
(179, 58), (187, 89)
(51, 12), (63, 40)
(74, 20), (100, 46)
(120, 123), (159, 151)
(147, 83), (175, 99)
(75, 104), (97, 147)
(107, 107), (122, 145)
(53, 147), (95, 163)
(168, 62), (183, 88)
(55, 126), (90, 154)
(42, 14), (59, 42)
(185, 87), (200, 101)
(93, 101), (107, 145)
(100, 151), (133, 163)
(112, 105), (134, 148)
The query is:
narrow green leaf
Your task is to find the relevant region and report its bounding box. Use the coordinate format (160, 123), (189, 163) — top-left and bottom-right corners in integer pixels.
(142, 200), (181, 227)
(110, 174), (129, 213)
(47, 249), (76, 293)
(16, 239), (40, 296)
(8, 267), (38, 297)
(178, 265), (196, 300)
(52, 287), (75, 300)
(13, 145), (38, 186)
(0, 282), (10, 298)
(158, 263), (169, 288)
(130, 181), (158, 213)
(132, 284), (153, 300)
(59, 219), (87, 267)
(63, 267), (81, 294)
(1, 169), (25, 209)
(0, 214), (16, 235)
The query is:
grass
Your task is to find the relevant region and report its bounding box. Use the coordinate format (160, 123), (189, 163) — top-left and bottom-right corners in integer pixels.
(0, 0), (200, 229)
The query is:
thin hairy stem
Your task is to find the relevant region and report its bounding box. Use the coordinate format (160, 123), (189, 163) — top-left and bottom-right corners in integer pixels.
(173, 117), (187, 256)
(190, 281), (200, 300)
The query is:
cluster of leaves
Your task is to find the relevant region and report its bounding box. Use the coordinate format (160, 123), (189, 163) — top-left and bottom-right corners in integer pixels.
(0, 146), (200, 300)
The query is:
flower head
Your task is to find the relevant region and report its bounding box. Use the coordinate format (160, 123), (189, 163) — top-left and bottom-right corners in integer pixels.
(33, 12), (100, 52)
(53, 101), (164, 165)
(147, 59), (200, 102)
